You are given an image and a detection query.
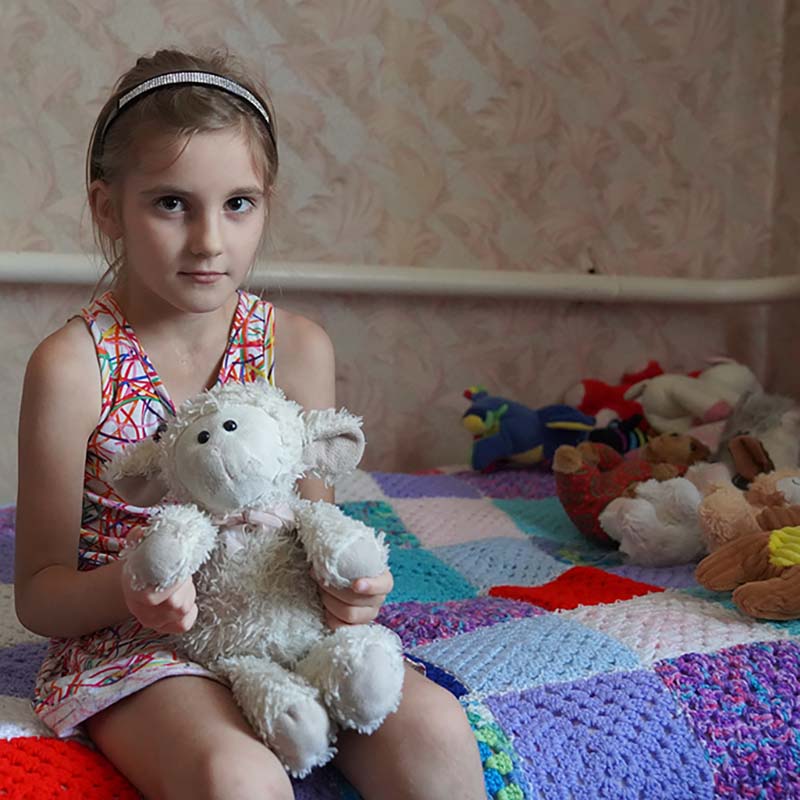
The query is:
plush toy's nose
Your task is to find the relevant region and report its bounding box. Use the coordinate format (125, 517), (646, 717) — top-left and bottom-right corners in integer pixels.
(463, 414), (486, 435)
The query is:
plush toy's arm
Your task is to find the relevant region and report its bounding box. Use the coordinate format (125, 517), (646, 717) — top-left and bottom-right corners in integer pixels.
(123, 504), (219, 591)
(294, 500), (389, 589)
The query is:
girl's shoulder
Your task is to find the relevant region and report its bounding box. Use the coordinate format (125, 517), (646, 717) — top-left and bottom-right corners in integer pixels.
(273, 306), (335, 409)
(28, 317), (99, 389)
(22, 317), (102, 434)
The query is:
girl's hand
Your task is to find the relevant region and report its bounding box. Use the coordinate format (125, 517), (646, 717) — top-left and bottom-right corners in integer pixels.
(313, 569), (393, 629)
(122, 572), (198, 634)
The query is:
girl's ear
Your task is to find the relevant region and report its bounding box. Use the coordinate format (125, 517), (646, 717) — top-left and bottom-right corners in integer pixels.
(88, 179), (122, 240)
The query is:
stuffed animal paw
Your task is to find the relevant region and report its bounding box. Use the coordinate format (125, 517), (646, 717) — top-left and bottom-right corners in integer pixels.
(696, 528), (800, 620)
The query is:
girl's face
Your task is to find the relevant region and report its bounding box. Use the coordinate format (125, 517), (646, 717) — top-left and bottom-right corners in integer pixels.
(93, 127), (267, 314)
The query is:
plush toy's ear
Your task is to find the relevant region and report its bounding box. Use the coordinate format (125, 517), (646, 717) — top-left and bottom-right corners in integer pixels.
(303, 408), (366, 483)
(623, 379), (649, 401)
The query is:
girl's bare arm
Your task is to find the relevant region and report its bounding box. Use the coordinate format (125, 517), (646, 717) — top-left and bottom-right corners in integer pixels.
(14, 319), (131, 638)
(276, 309), (393, 626)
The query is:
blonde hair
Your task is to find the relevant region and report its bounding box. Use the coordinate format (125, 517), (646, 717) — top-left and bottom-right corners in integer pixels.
(86, 48), (278, 287)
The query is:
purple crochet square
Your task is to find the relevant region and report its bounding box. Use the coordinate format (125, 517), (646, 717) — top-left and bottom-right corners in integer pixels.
(486, 670), (714, 799)
(655, 640), (800, 799)
(371, 472), (481, 499)
(0, 506), (14, 585)
(454, 468), (557, 499)
(0, 642), (48, 698)
(377, 596), (546, 649)
(0, 528), (14, 584)
(607, 562), (700, 590)
(293, 767), (356, 799)
(0, 506), (15, 531)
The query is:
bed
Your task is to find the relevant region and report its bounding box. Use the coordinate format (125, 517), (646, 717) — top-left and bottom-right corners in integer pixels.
(2, 465), (799, 799)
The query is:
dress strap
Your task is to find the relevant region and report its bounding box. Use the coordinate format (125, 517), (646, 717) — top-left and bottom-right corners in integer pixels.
(218, 291), (275, 386)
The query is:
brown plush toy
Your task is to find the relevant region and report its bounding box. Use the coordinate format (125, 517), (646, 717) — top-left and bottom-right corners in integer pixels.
(695, 526), (800, 620)
(554, 433), (710, 544)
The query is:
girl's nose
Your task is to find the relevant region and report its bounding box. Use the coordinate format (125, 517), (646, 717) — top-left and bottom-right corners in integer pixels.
(189, 212), (223, 258)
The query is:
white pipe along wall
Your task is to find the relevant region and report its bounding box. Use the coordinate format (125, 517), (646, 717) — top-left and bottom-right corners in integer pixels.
(0, 251), (799, 304)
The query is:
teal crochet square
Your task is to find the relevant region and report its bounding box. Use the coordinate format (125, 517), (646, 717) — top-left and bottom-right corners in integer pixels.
(338, 501), (420, 548)
(387, 547), (477, 604)
(494, 497), (583, 544)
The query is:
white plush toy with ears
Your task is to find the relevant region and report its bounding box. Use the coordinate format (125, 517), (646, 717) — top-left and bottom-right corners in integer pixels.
(624, 361), (759, 434)
(107, 382), (404, 778)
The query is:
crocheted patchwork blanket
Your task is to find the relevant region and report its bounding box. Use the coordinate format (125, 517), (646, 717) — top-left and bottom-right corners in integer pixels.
(2, 467), (800, 799)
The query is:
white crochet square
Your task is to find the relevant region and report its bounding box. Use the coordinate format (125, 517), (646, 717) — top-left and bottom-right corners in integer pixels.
(333, 469), (387, 503)
(392, 497), (527, 548)
(0, 585), (46, 649)
(560, 591), (791, 665)
(0, 696), (53, 740)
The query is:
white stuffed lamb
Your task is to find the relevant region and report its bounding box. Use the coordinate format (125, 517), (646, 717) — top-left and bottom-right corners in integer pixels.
(108, 382), (404, 777)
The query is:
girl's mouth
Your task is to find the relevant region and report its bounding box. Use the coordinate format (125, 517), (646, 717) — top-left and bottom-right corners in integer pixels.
(180, 271), (226, 284)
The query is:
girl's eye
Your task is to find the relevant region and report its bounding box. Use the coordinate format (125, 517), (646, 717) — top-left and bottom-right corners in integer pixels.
(225, 196), (255, 214)
(155, 196), (185, 213)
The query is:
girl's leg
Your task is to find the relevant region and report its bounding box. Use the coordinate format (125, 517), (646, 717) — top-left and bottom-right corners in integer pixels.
(333, 665), (486, 800)
(86, 675), (293, 800)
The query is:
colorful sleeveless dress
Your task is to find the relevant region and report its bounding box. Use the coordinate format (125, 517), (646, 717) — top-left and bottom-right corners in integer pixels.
(32, 290), (275, 736)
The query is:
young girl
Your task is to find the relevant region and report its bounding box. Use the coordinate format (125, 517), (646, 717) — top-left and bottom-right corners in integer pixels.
(14, 49), (485, 800)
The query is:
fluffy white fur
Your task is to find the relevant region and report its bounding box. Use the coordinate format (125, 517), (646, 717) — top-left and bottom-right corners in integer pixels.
(108, 382), (404, 778)
(599, 463), (730, 567)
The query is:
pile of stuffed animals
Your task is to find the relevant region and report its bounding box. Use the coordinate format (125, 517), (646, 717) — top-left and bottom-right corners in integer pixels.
(462, 359), (761, 472)
(462, 359), (800, 622)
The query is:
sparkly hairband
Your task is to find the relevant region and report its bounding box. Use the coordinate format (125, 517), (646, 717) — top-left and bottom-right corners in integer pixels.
(99, 71), (274, 145)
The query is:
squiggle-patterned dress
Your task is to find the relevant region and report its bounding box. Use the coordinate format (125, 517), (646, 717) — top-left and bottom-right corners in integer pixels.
(33, 290), (275, 736)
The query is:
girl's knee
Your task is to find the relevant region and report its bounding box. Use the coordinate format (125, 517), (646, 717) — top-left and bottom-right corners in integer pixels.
(399, 676), (474, 750)
(177, 744), (293, 800)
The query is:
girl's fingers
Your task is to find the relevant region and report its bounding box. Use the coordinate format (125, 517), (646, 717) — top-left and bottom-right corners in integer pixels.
(311, 569), (393, 604)
(319, 581), (386, 608)
(320, 592), (381, 627)
(353, 570), (393, 597)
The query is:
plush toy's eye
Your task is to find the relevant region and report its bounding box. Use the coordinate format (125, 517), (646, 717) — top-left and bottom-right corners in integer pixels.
(197, 430), (210, 444)
(223, 419), (238, 432)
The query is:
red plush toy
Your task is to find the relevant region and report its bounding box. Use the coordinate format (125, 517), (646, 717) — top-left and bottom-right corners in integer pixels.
(553, 434), (710, 544)
(564, 361), (664, 425)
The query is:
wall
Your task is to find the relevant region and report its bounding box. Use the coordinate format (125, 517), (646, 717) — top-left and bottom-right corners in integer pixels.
(0, 1), (790, 500)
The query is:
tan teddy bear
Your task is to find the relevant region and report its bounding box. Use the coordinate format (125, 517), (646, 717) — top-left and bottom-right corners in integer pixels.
(698, 468), (800, 551)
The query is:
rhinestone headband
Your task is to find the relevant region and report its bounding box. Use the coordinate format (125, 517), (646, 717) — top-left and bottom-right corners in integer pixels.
(99, 71), (274, 145)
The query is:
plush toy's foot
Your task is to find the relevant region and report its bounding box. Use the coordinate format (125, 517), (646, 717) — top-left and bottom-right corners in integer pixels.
(298, 625), (405, 735)
(215, 654), (336, 779)
(553, 445), (584, 474)
(272, 696), (335, 778)
(732, 568), (800, 620)
(576, 441), (601, 464)
(334, 640), (405, 733)
(695, 531), (778, 591)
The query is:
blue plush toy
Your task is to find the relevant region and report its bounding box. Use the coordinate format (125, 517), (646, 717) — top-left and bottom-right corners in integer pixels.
(462, 386), (596, 472)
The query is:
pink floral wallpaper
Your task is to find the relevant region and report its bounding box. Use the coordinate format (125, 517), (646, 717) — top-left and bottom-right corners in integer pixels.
(0, 0), (793, 499)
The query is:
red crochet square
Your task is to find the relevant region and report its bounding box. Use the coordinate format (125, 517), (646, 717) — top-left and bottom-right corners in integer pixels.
(0, 737), (139, 799)
(488, 566), (663, 611)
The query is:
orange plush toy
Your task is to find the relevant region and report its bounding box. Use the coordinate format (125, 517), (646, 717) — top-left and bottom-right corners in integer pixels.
(554, 434), (710, 544)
